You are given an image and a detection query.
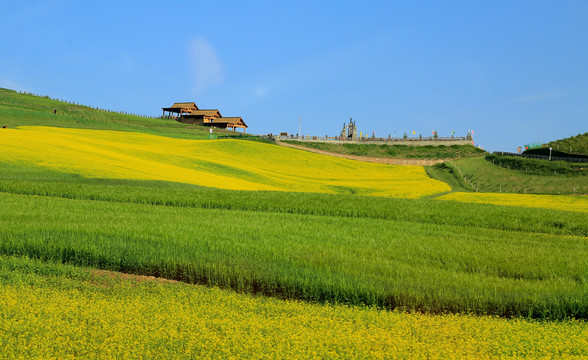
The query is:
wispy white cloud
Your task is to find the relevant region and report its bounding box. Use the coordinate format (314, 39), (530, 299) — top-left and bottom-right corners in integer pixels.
(253, 85), (268, 99)
(511, 92), (562, 103)
(188, 38), (224, 96)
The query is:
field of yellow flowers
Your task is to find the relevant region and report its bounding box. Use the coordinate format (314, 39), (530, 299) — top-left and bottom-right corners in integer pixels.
(2, 126), (586, 212)
(0, 126), (450, 198)
(1, 256), (586, 359)
(439, 192), (588, 213)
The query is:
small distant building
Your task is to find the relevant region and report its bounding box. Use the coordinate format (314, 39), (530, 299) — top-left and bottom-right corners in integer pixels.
(162, 101), (247, 133)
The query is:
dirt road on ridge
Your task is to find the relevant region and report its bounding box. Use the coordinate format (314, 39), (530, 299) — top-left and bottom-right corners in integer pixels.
(276, 141), (446, 166)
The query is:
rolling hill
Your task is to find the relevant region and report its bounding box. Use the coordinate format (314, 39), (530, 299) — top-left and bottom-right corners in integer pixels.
(543, 132), (588, 156)
(1, 88), (587, 358)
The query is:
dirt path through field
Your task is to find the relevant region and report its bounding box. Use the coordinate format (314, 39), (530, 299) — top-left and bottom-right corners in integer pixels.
(277, 141), (446, 166)
(91, 269), (179, 284)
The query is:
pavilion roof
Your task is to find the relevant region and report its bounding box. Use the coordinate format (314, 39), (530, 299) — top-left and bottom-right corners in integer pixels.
(187, 109), (222, 117)
(213, 117), (247, 127)
(162, 102), (199, 111)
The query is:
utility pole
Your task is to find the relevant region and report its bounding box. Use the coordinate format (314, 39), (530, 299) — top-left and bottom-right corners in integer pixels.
(299, 115), (302, 139)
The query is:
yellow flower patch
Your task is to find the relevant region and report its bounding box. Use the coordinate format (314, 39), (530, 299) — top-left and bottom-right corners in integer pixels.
(1, 267), (586, 359)
(438, 192), (588, 213)
(0, 126), (450, 198)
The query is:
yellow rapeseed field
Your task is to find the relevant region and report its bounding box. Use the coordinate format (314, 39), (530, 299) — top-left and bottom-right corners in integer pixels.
(438, 192), (588, 213)
(1, 267), (586, 359)
(0, 126), (449, 198)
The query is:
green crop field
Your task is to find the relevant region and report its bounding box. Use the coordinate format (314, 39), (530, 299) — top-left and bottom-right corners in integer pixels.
(0, 160), (586, 320)
(1, 89), (587, 357)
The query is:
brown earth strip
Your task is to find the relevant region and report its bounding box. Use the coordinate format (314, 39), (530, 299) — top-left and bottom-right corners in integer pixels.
(91, 269), (179, 284)
(277, 141), (446, 166)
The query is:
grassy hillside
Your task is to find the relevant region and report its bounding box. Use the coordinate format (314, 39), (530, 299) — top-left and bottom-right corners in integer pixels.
(544, 132), (588, 156)
(427, 156), (587, 195)
(3, 256), (586, 359)
(486, 153), (587, 175)
(282, 140), (485, 159)
(0, 87), (254, 140)
(424, 162), (472, 192)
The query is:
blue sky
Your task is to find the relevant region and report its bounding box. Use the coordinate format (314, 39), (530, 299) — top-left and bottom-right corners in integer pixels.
(1, 1), (586, 151)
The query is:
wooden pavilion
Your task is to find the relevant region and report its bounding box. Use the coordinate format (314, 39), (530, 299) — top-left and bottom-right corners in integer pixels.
(163, 101), (248, 133)
(179, 109), (222, 124)
(209, 117), (248, 132)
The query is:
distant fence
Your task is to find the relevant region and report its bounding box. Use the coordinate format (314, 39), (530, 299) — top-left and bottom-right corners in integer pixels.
(0, 97), (158, 119)
(277, 135), (470, 143)
(493, 152), (588, 163)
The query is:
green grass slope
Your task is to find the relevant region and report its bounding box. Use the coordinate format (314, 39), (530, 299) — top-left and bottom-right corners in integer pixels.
(0, 87), (257, 141)
(543, 132), (588, 156)
(427, 156), (587, 195)
(424, 162), (473, 192)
